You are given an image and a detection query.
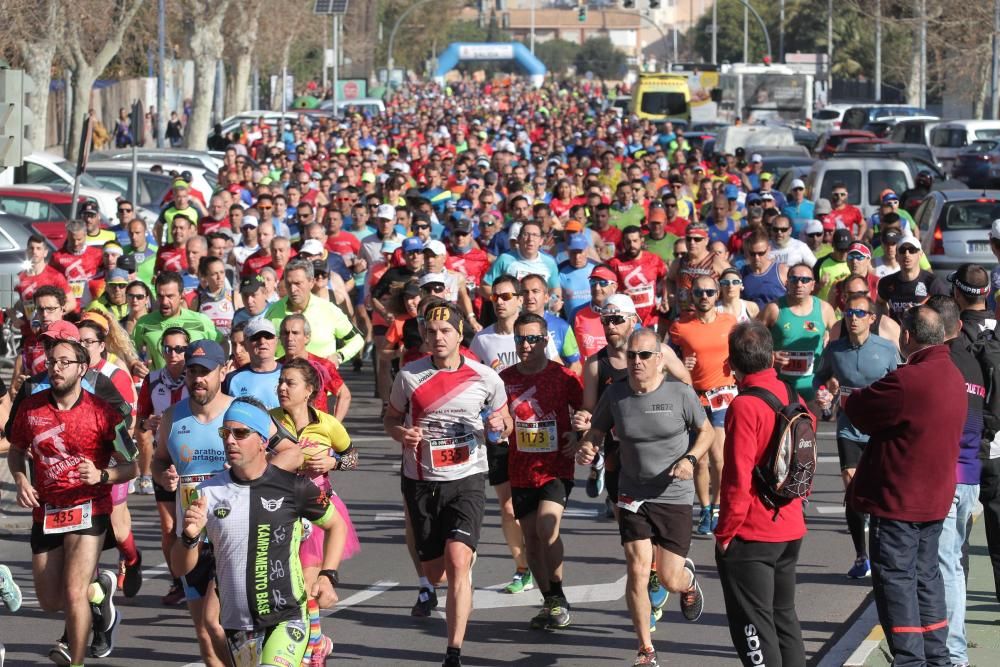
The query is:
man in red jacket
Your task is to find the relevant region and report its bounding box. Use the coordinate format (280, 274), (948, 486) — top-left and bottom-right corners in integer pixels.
(715, 321), (811, 667)
(845, 305), (967, 667)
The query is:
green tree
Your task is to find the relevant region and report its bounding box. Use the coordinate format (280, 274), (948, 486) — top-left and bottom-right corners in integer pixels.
(574, 37), (626, 80)
(533, 38), (579, 75)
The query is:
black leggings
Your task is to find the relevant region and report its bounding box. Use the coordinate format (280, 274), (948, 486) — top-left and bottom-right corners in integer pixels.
(716, 538), (805, 667)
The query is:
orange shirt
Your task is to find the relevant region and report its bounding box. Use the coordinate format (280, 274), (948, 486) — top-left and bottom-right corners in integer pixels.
(668, 312), (737, 398)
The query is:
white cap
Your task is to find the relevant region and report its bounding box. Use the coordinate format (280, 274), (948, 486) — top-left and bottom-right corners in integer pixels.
(602, 293), (638, 316)
(240, 215), (259, 229)
(418, 272), (448, 287)
(750, 153), (763, 163)
(299, 239), (325, 256)
(790, 178), (806, 190)
(991, 218), (1000, 241)
(376, 204), (396, 220)
(804, 219), (824, 235)
(897, 236), (922, 252)
(424, 239), (447, 256)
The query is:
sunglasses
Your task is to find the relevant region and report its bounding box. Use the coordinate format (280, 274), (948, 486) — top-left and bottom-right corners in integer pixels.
(600, 315), (627, 326)
(514, 334), (547, 345)
(807, 232), (824, 238)
(491, 292), (517, 302)
(626, 350), (659, 361)
(693, 288), (717, 297)
(258, 205), (273, 211)
(788, 275), (814, 284)
(846, 252), (868, 261)
(898, 246), (921, 255)
(127, 293), (147, 299)
(685, 236), (707, 243)
(747, 250), (769, 257)
(589, 278), (612, 287)
(421, 284), (447, 294)
(412, 224), (430, 231)
(118, 207), (133, 213)
(771, 227), (791, 233)
(831, 192), (847, 198)
(719, 279), (743, 286)
(162, 344), (187, 355)
(843, 308), (872, 319)
(218, 427), (258, 441)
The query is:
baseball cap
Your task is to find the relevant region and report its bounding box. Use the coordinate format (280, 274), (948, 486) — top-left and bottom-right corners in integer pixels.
(117, 254), (137, 273)
(947, 263), (991, 297)
(40, 320), (80, 342)
(725, 184), (740, 200)
(402, 237), (424, 253)
(746, 193), (763, 205)
(804, 220), (824, 235)
(814, 198), (833, 215)
(418, 272), (447, 287)
(240, 215), (259, 229)
(832, 229), (853, 251)
(184, 340), (226, 369)
(882, 192), (900, 204)
(897, 236), (922, 252)
(790, 178), (806, 190)
(990, 218), (1000, 241)
(107, 268), (130, 284)
(375, 204), (395, 220)
(882, 230), (902, 246)
(565, 220), (584, 233)
(80, 201), (100, 215)
(245, 319), (277, 339)
(847, 241), (872, 258)
(402, 281), (422, 297)
(750, 153), (763, 164)
(590, 265), (617, 283)
(453, 217), (474, 234)
(760, 172), (773, 182)
(239, 275), (266, 295)
(298, 239), (325, 256)
(424, 239), (447, 256)
(760, 191), (775, 201)
(567, 234), (589, 251)
(602, 293), (638, 316)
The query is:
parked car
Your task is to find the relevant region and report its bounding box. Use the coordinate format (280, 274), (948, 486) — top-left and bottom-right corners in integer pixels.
(806, 156), (913, 218)
(84, 166), (174, 211)
(811, 104), (855, 135)
(92, 148), (223, 172)
(86, 159), (215, 205)
(914, 189), (1000, 274)
(750, 147), (815, 181)
(930, 120), (1000, 176)
(318, 97), (386, 117)
(0, 152), (122, 221)
(951, 141), (1000, 188)
(0, 186), (94, 249)
(839, 105), (929, 130)
(0, 211), (50, 280)
(814, 130), (879, 157)
(829, 150), (960, 191)
(888, 118), (940, 147)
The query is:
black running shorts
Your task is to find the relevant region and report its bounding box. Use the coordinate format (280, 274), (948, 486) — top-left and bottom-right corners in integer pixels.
(402, 473), (486, 562)
(619, 502), (693, 558)
(31, 513), (111, 555)
(511, 478), (573, 520)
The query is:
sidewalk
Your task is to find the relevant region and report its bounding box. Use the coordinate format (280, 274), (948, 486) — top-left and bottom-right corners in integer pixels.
(863, 517), (1000, 666)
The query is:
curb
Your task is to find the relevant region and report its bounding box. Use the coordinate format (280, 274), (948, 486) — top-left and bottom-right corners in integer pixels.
(843, 624), (884, 666)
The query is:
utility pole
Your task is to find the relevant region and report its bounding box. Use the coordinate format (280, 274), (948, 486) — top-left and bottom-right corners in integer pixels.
(827, 0), (833, 93)
(779, 0), (785, 63)
(156, 0), (166, 147)
(712, 0), (718, 65)
(918, 0), (927, 108)
(993, 0), (1000, 118)
(875, 0), (882, 102)
(530, 0), (536, 55)
(743, 5), (749, 63)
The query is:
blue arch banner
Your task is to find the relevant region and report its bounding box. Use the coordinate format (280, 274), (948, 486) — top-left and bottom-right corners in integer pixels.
(433, 42), (546, 88)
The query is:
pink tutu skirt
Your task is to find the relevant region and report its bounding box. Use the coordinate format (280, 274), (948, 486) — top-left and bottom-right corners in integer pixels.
(298, 486), (360, 567)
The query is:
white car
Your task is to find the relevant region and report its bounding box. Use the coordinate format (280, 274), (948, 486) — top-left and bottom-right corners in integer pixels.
(811, 103), (855, 135)
(0, 152), (123, 222)
(92, 148), (223, 172)
(85, 160), (216, 206)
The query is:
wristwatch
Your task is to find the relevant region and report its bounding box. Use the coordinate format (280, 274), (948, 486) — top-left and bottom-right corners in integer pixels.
(683, 454), (698, 468)
(318, 569), (339, 587)
(99, 469), (110, 485)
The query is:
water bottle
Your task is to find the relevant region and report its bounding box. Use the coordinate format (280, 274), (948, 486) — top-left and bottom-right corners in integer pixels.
(481, 407), (504, 446)
(818, 385), (833, 421)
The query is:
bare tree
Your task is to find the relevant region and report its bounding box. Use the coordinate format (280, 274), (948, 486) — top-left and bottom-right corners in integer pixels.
(64, 0), (146, 160)
(225, 0), (264, 116)
(182, 0), (232, 149)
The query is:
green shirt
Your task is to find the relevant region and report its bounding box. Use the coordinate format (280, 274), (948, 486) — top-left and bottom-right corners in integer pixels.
(133, 308), (223, 369)
(265, 295), (363, 362)
(644, 233), (678, 262)
(608, 204), (645, 231)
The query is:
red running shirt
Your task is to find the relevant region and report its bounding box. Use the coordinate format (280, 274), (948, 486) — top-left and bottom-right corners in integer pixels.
(609, 252), (667, 326)
(9, 390), (123, 521)
(500, 361), (584, 489)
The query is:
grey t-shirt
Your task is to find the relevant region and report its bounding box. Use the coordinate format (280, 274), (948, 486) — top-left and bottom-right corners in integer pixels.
(591, 377), (705, 504)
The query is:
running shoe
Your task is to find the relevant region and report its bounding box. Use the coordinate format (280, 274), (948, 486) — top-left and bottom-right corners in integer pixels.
(633, 647), (659, 666)
(89, 606), (122, 658)
(0, 565), (22, 612)
(48, 635), (70, 667)
(529, 597), (553, 630)
(118, 550), (143, 598)
(309, 634), (333, 666)
(137, 475), (155, 495)
(442, 653), (462, 667)
(679, 558), (704, 622)
(710, 507), (720, 533)
(586, 453), (605, 498)
(647, 571), (668, 617)
(503, 570), (534, 594)
(649, 610), (657, 632)
(847, 556), (871, 579)
(546, 595), (570, 630)
(161, 580), (186, 606)
(696, 507), (713, 535)
(411, 587), (438, 617)
(90, 569), (117, 633)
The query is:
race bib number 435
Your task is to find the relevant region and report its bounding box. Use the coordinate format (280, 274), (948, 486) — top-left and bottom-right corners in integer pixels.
(43, 500), (92, 534)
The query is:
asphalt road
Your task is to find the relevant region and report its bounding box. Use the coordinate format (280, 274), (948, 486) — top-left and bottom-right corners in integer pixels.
(0, 368), (872, 667)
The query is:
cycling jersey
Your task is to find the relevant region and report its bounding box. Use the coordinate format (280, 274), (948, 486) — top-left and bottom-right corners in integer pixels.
(198, 466), (337, 631)
(389, 356), (507, 482)
(167, 398), (230, 532)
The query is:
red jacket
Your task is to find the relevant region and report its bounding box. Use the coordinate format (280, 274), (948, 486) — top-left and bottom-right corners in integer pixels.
(716, 368), (813, 547)
(845, 344), (966, 522)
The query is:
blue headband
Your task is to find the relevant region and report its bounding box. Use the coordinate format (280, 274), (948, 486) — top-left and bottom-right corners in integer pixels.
(223, 401), (271, 440)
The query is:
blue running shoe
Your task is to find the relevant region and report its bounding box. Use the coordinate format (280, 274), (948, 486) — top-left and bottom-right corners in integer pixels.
(648, 571), (668, 615)
(696, 507), (712, 535)
(847, 557), (871, 579)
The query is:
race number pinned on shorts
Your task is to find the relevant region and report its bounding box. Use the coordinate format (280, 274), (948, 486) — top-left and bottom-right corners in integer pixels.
(514, 420), (558, 453)
(839, 386), (858, 409)
(616, 494), (645, 513)
(43, 500), (92, 534)
(428, 433), (474, 470)
(705, 385), (738, 412)
(783, 351), (815, 377)
(227, 629), (263, 667)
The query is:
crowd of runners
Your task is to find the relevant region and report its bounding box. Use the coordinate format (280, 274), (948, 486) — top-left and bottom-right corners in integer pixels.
(0, 77), (998, 667)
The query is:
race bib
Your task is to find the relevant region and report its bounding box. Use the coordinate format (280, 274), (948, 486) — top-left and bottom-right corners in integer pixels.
(616, 493), (645, 513)
(178, 474), (213, 514)
(428, 433), (474, 470)
(227, 630), (264, 667)
(783, 351), (815, 377)
(69, 280), (86, 298)
(43, 500), (92, 534)
(514, 419), (559, 453)
(839, 386), (859, 409)
(626, 284), (655, 309)
(705, 385), (738, 411)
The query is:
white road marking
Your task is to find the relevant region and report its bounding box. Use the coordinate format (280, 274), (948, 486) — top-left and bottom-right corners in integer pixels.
(323, 579), (399, 617)
(374, 511), (405, 521)
(812, 504), (846, 515)
(469, 575), (628, 610)
(817, 455), (839, 464)
(562, 507), (599, 518)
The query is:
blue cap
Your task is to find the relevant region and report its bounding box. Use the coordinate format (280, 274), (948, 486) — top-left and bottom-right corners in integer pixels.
(107, 268), (130, 284)
(725, 184), (740, 200)
(746, 193), (763, 205)
(567, 233), (589, 251)
(222, 400), (272, 440)
(185, 340), (226, 369)
(402, 237), (424, 253)
(882, 192), (899, 204)
(456, 199), (474, 211)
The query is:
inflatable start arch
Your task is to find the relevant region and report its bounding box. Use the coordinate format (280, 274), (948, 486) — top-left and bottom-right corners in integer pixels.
(432, 42), (546, 88)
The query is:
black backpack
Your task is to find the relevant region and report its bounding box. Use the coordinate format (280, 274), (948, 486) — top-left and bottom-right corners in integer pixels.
(970, 326), (1000, 442)
(740, 382), (818, 520)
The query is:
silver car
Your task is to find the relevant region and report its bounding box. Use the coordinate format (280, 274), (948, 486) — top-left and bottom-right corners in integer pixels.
(914, 189), (1000, 275)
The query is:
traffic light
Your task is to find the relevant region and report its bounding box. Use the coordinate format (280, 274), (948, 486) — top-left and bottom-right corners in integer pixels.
(578, 1), (587, 22)
(0, 69), (34, 168)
